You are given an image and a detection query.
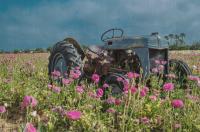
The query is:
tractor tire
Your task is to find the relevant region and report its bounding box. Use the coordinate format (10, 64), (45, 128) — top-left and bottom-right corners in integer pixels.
(169, 59), (192, 87)
(104, 74), (127, 98)
(48, 40), (83, 80)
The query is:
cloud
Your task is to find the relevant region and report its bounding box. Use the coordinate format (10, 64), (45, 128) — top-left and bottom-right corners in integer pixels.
(0, 0), (200, 50)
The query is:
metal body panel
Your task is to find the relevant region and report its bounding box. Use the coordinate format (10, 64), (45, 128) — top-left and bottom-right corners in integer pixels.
(102, 37), (146, 50)
(132, 48), (150, 78)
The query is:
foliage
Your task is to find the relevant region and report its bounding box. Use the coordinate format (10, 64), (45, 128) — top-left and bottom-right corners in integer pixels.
(0, 51), (200, 131)
(170, 43), (200, 50)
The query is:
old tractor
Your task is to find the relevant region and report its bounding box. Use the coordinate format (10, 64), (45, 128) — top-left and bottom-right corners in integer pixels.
(48, 28), (192, 94)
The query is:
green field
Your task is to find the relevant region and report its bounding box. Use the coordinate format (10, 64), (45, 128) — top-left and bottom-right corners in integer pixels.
(0, 51), (200, 131)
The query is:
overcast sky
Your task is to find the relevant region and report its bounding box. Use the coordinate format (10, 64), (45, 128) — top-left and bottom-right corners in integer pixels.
(0, 0), (200, 51)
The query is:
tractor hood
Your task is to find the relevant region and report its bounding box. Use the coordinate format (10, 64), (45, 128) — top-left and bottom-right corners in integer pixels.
(102, 35), (169, 50)
(102, 36), (146, 50)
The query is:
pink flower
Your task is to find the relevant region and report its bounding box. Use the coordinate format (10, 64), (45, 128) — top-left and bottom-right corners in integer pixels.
(166, 74), (176, 79)
(0, 106), (6, 113)
(133, 73), (140, 78)
(152, 68), (159, 73)
(70, 69), (81, 79)
(92, 73), (100, 83)
(88, 91), (97, 98)
(155, 60), (160, 64)
(158, 65), (164, 71)
(171, 99), (184, 108)
(115, 99), (122, 105)
(197, 80), (200, 87)
(126, 72), (140, 79)
(48, 84), (53, 89)
(106, 97), (115, 104)
(76, 86), (84, 94)
(25, 123), (37, 132)
(52, 86), (61, 93)
(163, 82), (174, 92)
(66, 110), (81, 120)
(140, 86), (148, 97)
(161, 60), (167, 65)
(21, 96), (37, 109)
(103, 83), (109, 88)
(131, 86), (137, 94)
(62, 78), (72, 85)
(174, 123), (181, 129)
(96, 88), (104, 98)
(140, 117), (149, 124)
(140, 90), (147, 97)
(106, 108), (116, 113)
(143, 86), (149, 92)
(51, 70), (61, 77)
(188, 75), (199, 81)
(149, 95), (157, 101)
(117, 77), (123, 82)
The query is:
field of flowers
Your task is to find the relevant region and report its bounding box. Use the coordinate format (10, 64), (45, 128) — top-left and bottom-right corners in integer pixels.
(0, 51), (200, 131)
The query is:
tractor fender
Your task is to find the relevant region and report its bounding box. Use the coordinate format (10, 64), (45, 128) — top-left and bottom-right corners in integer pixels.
(63, 37), (85, 59)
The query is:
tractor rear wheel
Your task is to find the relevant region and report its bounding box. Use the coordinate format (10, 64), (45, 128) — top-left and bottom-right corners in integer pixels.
(48, 40), (83, 81)
(169, 59), (192, 86)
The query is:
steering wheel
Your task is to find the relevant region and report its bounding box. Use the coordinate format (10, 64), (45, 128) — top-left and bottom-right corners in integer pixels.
(101, 28), (124, 42)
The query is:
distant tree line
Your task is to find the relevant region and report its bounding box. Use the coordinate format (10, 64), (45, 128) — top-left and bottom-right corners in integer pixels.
(0, 46), (52, 54)
(169, 41), (200, 50)
(164, 33), (186, 46)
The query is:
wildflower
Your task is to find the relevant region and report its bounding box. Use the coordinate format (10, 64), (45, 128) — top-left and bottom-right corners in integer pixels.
(152, 68), (159, 73)
(161, 60), (167, 65)
(158, 65), (164, 71)
(174, 123), (181, 129)
(51, 70), (61, 77)
(106, 97), (115, 104)
(75, 66), (80, 70)
(21, 96), (37, 109)
(76, 86), (84, 94)
(131, 86), (137, 94)
(143, 86), (149, 93)
(62, 78), (72, 85)
(171, 99), (184, 108)
(197, 80), (200, 87)
(149, 95), (157, 101)
(96, 88), (104, 98)
(66, 110), (81, 120)
(92, 73), (100, 83)
(88, 91), (97, 98)
(192, 65), (197, 70)
(140, 90), (147, 97)
(52, 86), (61, 93)
(163, 82), (174, 92)
(106, 108), (116, 113)
(188, 75), (199, 81)
(115, 99), (122, 105)
(48, 84), (53, 89)
(24, 123), (37, 132)
(31, 111), (37, 117)
(70, 69), (81, 79)
(140, 117), (149, 124)
(103, 83), (109, 88)
(166, 73), (176, 79)
(127, 72), (134, 79)
(155, 60), (160, 64)
(0, 106), (6, 113)
(117, 77), (123, 82)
